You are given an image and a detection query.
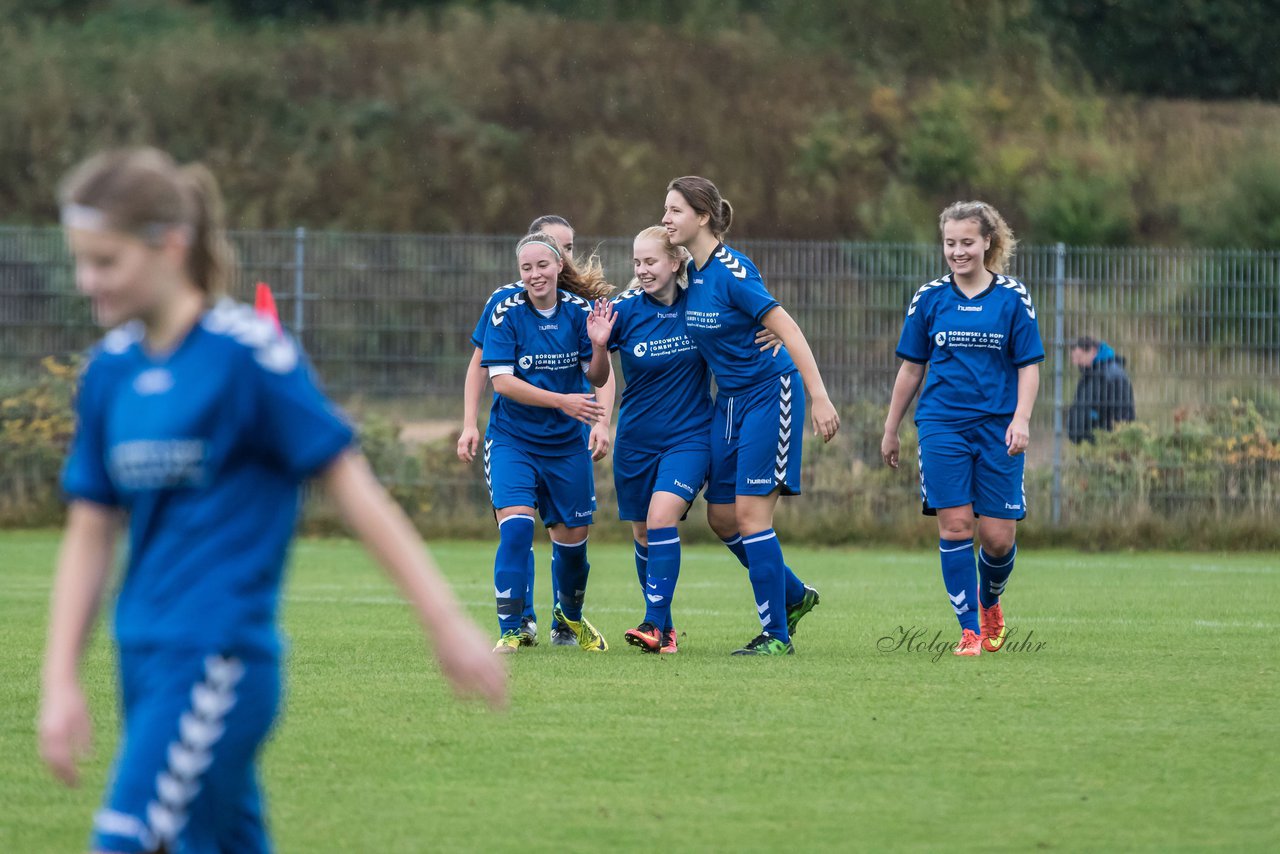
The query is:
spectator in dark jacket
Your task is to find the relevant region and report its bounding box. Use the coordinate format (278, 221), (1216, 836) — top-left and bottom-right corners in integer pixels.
(1067, 336), (1136, 443)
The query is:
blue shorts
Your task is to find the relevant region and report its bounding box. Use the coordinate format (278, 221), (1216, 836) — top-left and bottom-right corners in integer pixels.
(918, 418), (1027, 519)
(613, 441), (710, 522)
(705, 371), (804, 504)
(484, 437), (596, 527)
(92, 649), (280, 854)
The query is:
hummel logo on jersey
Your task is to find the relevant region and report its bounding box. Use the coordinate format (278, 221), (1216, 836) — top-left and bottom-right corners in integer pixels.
(747, 477), (773, 485)
(957, 305), (983, 312)
(657, 311), (677, 318)
(1005, 502), (1022, 510)
(538, 323), (558, 330)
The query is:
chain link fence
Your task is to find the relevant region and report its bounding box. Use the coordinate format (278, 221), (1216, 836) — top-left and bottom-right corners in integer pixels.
(3, 226), (1278, 535)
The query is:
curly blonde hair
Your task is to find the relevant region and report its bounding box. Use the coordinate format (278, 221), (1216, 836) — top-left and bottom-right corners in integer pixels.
(515, 232), (614, 301)
(939, 200), (1017, 274)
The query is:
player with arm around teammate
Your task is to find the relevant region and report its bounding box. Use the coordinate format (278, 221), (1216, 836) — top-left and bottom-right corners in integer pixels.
(662, 176), (840, 656)
(881, 201), (1044, 657)
(38, 148), (505, 854)
(481, 232), (615, 653)
(458, 215), (615, 648)
(587, 226), (713, 654)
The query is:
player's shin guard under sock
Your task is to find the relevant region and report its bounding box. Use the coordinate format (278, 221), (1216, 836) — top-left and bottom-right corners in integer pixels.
(522, 546), (537, 621)
(642, 527), (680, 630)
(723, 532), (806, 608)
(552, 538), (590, 622)
(743, 528), (789, 643)
(495, 515), (534, 632)
(939, 537), (980, 634)
(634, 540), (649, 592)
(978, 544), (1016, 608)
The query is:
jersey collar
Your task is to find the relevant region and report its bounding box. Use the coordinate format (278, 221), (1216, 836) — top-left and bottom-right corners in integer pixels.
(522, 291), (562, 318)
(693, 242), (726, 273)
(642, 285), (684, 309)
(945, 271), (998, 301)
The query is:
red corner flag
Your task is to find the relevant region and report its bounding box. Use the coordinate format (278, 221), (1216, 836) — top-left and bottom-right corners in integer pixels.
(254, 282), (282, 332)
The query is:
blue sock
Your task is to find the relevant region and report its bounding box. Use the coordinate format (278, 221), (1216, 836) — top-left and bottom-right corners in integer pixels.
(495, 515), (534, 632)
(634, 540), (649, 592)
(643, 527), (680, 631)
(552, 538), (590, 622)
(743, 529), (789, 643)
(978, 544), (1016, 608)
(522, 546), (537, 621)
(939, 538), (980, 634)
(721, 533), (749, 568)
(723, 532), (806, 608)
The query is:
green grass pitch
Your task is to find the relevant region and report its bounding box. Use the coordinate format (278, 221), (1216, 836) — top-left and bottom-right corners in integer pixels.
(2, 531), (1276, 851)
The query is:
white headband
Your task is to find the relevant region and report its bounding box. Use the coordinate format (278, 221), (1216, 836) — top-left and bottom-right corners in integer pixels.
(61, 203), (191, 245)
(521, 239), (562, 260)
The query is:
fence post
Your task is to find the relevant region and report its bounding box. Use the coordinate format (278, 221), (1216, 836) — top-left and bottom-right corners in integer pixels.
(1051, 242), (1066, 526)
(293, 226), (306, 335)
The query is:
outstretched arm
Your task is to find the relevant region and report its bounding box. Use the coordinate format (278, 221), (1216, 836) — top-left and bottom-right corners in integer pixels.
(320, 450), (506, 707)
(760, 306), (840, 442)
(39, 501), (120, 786)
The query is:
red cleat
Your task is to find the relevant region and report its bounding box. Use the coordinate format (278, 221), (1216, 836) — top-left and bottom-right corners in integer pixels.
(660, 627), (678, 654)
(624, 622), (662, 653)
(980, 602), (1007, 653)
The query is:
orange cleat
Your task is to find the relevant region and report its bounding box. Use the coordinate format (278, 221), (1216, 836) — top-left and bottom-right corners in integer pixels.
(980, 602), (1007, 653)
(954, 628), (982, 657)
(624, 622), (663, 653)
(660, 627), (679, 654)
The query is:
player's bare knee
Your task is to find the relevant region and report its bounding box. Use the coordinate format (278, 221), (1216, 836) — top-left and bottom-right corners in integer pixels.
(937, 514), (974, 540)
(706, 503), (737, 539)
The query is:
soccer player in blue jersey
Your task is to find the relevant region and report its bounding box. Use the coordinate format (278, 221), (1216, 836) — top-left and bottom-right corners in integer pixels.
(662, 177), (841, 656)
(37, 148), (505, 854)
(458, 215), (615, 648)
(585, 226), (711, 654)
(882, 201), (1044, 657)
(482, 232), (615, 654)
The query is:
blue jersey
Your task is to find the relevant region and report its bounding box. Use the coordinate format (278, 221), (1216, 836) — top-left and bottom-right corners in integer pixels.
(895, 273), (1045, 435)
(62, 300), (355, 657)
(684, 243), (797, 395)
(470, 282), (523, 349)
(608, 286), (712, 454)
(480, 288), (594, 455)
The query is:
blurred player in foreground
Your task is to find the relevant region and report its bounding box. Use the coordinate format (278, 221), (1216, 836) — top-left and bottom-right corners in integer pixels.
(39, 147), (505, 854)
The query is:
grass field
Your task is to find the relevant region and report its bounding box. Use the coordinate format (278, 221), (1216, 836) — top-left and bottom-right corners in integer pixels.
(2, 531), (1277, 852)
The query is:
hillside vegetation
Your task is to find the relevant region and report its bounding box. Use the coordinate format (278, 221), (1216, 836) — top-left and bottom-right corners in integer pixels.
(2, 0), (1279, 245)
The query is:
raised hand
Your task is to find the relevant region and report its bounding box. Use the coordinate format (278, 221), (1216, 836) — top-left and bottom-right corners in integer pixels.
(587, 299), (616, 349)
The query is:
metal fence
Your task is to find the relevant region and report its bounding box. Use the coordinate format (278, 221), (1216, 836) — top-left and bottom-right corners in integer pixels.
(3, 226), (1278, 529)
